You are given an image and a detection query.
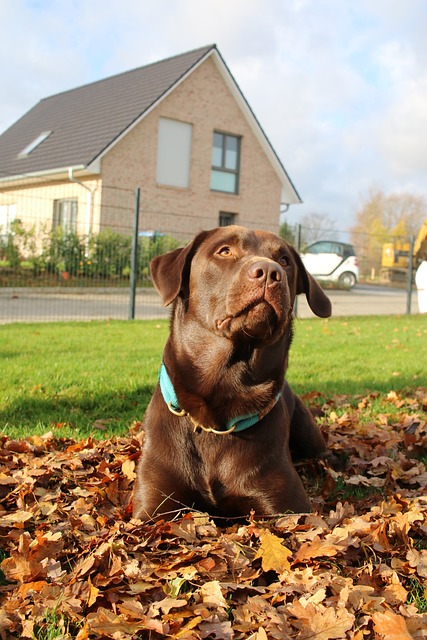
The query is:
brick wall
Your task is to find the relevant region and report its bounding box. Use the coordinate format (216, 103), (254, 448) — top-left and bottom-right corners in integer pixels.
(100, 57), (283, 239)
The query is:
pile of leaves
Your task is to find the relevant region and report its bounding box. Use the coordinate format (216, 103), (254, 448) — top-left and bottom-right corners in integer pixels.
(0, 388), (427, 639)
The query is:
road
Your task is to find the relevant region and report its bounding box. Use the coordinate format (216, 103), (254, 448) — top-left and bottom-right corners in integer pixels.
(0, 284), (422, 323)
(296, 284), (420, 318)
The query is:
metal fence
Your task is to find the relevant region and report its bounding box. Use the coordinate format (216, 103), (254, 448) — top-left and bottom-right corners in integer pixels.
(0, 186), (423, 323)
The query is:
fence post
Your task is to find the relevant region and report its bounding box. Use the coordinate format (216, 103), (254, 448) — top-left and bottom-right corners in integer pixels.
(406, 235), (415, 315)
(293, 224), (302, 316)
(129, 188), (140, 320)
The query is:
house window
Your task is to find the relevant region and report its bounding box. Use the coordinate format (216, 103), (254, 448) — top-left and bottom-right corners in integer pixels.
(210, 132), (241, 194)
(53, 199), (78, 232)
(0, 204), (17, 236)
(156, 118), (193, 188)
(219, 212), (237, 227)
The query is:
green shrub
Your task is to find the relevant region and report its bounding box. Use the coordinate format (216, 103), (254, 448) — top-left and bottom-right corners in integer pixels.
(88, 230), (132, 278)
(41, 228), (87, 276)
(0, 219), (25, 268)
(0, 226), (182, 284)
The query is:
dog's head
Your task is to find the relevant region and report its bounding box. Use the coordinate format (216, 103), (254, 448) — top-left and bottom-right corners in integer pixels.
(150, 226), (331, 341)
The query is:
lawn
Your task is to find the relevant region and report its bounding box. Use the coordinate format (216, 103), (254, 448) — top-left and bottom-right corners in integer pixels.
(1, 314), (427, 638)
(0, 314), (426, 439)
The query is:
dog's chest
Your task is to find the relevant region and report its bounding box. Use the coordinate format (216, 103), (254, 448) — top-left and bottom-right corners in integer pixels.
(187, 434), (253, 502)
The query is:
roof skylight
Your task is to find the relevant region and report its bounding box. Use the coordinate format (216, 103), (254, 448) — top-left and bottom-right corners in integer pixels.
(18, 131), (51, 158)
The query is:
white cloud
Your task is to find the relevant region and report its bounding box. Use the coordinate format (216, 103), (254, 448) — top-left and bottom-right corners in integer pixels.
(1, 0), (427, 229)
(380, 76), (427, 177)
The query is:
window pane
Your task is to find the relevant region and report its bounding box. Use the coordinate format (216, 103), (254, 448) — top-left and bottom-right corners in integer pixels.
(219, 212), (236, 226)
(70, 201), (78, 231)
(224, 136), (238, 170)
(53, 199), (77, 231)
(212, 132), (223, 167)
(60, 201), (77, 231)
(210, 170), (237, 193)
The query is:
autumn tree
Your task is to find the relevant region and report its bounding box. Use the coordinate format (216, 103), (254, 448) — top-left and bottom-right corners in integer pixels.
(350, 187), (427, 272)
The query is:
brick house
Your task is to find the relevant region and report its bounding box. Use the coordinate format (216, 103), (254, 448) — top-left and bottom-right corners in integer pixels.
(0, 45), (301, 240)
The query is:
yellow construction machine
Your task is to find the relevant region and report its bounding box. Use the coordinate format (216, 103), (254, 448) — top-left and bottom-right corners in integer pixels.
(381, 219), (427, 281)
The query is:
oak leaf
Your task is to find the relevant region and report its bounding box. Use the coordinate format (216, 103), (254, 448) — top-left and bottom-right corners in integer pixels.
(0, 510), (33, 526)
(288, 602), (354, 640)
(256, 529), (292, 573)
(372, 610), (412, 639)
(122, 458), (136, 481)
(200, 580), (228, 610)
(148, 597), (188, 615)
(295, 529), (357, 563)
(407, 547), (427, 578)
(382, 583), (408, 605)
(85, 606), (166, 636)
(198, 620), (233, 640)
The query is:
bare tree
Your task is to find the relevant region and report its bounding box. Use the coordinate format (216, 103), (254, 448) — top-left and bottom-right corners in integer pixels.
(299, 213), (338, 246)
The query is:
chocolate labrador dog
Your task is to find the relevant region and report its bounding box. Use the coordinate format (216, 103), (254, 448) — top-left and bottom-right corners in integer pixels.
(133, 225), (332, 521)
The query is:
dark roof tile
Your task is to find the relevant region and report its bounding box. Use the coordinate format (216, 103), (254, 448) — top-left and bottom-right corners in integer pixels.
(0, 45), (215, 178)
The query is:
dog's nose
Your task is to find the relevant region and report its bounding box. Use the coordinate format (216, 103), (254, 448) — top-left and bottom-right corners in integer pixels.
(248, 260), (283, 285)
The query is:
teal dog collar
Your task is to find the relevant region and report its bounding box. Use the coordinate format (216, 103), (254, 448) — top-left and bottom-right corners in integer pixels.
(159, 363), (281, 435)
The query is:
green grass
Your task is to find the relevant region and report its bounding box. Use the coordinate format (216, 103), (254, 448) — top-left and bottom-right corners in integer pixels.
(33, 606), (79, 640)
(0, 320), (169, 439)
(0, 315), (426, 439)
(407, 577), (427, 613)
(288, 314), (427, 396)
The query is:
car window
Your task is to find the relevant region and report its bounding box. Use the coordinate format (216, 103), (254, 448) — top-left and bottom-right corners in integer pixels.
(306, 241), (356, 258)
(343, 244), (355, 259)
(331, 243), (343, 257)
(306, 241), (333, 254)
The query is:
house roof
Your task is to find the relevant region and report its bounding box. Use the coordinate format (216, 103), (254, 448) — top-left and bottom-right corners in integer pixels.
(0, 45), (301, 204)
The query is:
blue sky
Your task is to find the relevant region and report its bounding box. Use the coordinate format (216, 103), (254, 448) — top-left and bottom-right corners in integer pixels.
(1, 0), (427, 229)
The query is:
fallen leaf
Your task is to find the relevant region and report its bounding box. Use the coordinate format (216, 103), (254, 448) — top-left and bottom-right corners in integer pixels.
(372, 610), (412, 639)
(407, 548), (427, 578)
(122, 458), (136, 481)
(256, 529), (292, 573)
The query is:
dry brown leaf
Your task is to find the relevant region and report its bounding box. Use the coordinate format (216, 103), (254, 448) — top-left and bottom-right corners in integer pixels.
(0, 390), (426, 639)
(407, 547), (427, 578)
(372, 610), (413, 639)
(121, 458), (136, 481)
(200, 580), (228, 610)
(288, 602), (354, 640)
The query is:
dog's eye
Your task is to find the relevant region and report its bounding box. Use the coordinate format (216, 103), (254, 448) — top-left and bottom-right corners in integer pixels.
(217, 246), (232, 257)
(278, 255), (289, 267)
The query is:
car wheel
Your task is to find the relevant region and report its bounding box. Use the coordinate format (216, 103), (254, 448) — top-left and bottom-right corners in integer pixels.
(338, 271), (357, 288)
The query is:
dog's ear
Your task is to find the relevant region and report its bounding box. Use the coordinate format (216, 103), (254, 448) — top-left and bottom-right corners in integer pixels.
(150, 230), (211, 306)
(290, 248), (332, 318)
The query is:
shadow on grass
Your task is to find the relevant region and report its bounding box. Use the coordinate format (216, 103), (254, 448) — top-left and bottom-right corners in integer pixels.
(290, 374), (427, 400)
(0, 385), (154, 439)
(2, 374), (426, 441)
